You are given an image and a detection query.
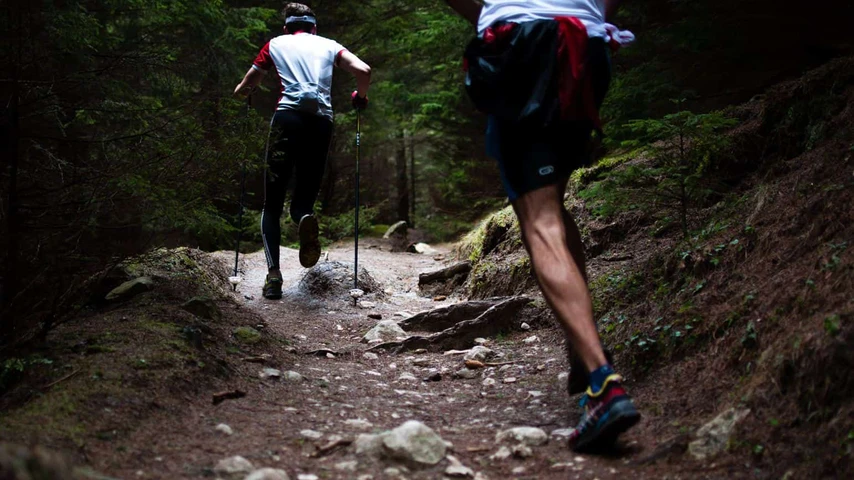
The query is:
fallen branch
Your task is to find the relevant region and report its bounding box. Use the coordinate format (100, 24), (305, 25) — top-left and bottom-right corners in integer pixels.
(417, 261), (472, 296)
(241, 355), (272, 364)
(600, 254), (634, 262)
(418, 261), (471, 285)
(465, 359), (518, 369)
(370, 296), (531, 354)
(212, 390), (246, 405)
(310, 438), (353, 458)
(41, 369), (80, 390)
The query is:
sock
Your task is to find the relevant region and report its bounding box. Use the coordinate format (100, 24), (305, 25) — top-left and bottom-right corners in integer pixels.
(588, 364), (615, 394)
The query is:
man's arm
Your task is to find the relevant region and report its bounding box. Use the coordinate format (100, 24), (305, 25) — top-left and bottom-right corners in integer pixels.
(443, 0), (482, 27)
(233, 67), (263, 98)
(337, 50), (372, 98)
(604, 0), (621, 21)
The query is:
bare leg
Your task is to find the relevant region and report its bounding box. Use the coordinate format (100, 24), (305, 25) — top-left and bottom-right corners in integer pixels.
(513, 182), (606, 373)
(562, 207), (588, 283)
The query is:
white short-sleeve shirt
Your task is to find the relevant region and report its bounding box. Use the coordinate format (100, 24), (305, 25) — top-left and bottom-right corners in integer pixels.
(253, 33), (346, 120)
(477, 0), (608, 39)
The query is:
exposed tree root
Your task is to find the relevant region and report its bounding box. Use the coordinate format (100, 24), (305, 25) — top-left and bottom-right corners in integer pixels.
(399, 297), (510, 332)
(370, 296), (531, 354)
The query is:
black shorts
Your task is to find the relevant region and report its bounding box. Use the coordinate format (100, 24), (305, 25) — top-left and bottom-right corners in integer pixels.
(483, 38), (611, 200)
(264, 110), (333, 224)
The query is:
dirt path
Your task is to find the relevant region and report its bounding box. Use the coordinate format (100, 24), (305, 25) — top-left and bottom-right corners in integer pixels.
(92, 240), (698, 480)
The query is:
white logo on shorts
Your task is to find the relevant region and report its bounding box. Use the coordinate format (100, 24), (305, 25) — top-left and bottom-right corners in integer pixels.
(539, 166), (555, 176)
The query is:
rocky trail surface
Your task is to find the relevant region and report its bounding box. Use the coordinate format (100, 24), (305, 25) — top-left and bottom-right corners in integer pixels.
(87, 239), (726, 480)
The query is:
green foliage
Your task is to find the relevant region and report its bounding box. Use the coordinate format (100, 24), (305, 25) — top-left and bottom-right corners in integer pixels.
(824, 315), (842, 337)
(580, 103), (737, 236)
(0, 357), (53, 392)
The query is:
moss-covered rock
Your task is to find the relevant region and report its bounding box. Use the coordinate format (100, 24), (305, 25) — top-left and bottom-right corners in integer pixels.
(233, 327), (262, 345)
(105, 277), (154, 302)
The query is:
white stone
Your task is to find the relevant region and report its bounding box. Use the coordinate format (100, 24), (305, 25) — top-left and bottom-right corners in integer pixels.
(503, 377), (517, 384)
(334, 461), (358, 472)
(474, 473), (489, 480)
(395, 311), (413, 318)
(557, 372), (569, 384)
(283, 371), (304, 383)
(523, 336), (539, 344)
(495, 427), (548, 446)
(244, 468), (290, 480)
(350, 289), (365, 299)
(511, 466), (526, 475)
(454, 368), (479, 380)
(411, 357), (431, 367)
(482, 378), (496, 387)
(688, 408), (751, 460)
(464, 346), (494, 362)
(345, 419), (374, 430)
(215, 423), (233, 435)
(382, 420), (448, 467)
(398, 373), (417, 382)
(300, 429), (323, 440)
(445, 463), (475, 478)
(474, 338), (488, 345)
(362, 320), (407, 343)
(296, 475), (318, 480)
(520, 323), (531, 331)
(511, 444), (532, 458)
(359, 301), (377, 309)
(489, 446), (512, 461)
(363, 352), (379, 360)
(214, 456), (254, 477)
(354, 433), (384, 457)
(550, 428), (574, 439)
(411, 243), (438, 254)
(259, 368), (282, 379)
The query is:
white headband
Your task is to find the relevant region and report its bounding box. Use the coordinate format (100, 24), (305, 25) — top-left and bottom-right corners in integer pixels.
(285, 15), (317, 25)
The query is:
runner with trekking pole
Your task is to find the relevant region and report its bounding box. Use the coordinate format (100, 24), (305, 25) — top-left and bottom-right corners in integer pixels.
(233, 2), (371, 300)
(442, 0), (640, 452)
(229, 94), (253, 291)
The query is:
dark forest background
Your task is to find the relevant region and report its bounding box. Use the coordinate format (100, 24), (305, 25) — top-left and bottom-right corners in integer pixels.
(2, 0), (852, 345)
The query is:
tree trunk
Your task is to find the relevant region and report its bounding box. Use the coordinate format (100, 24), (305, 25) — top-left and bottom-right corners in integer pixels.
(1, 83), (20, 342)
(396, 130), (410, 224)
(408, 130), (416, 228)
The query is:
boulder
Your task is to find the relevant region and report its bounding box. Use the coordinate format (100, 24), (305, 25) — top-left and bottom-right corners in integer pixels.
(244, 468), (290, 480)
(105, 277), (154, 302)
(214, 456), (254, 479)
(181, 296), (221, 321)
(234, 327), (262, 344)
(495, 427), (548, 446)
(383, 221), (408, 239)
(688, 408), (751, 460)
(362, 320), (407, 343)
(464, 346), (494, 363)
(381, 420), (448, 468)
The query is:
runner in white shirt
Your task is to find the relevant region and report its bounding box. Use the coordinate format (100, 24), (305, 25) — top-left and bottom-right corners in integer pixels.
(443, 0), (640, 453)
(234, 3), (371, 300)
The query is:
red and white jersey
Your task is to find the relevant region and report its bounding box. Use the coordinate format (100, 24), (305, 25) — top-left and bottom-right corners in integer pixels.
(253, 33), (346, 120)
(478, 0), (608, 39)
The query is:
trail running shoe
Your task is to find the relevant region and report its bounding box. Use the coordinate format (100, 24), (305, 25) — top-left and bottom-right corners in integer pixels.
(567, 349), (615, 395)
(263, 274), (283, 300)
(567, 373), (640, 452)
(299, 214), (321, 268)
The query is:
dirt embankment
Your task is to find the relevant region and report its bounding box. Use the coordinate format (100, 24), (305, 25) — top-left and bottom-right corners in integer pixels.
(0, 58), (852, 480)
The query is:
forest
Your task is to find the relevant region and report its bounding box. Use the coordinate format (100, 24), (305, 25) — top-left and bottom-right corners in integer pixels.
(1, 0), (853, 479)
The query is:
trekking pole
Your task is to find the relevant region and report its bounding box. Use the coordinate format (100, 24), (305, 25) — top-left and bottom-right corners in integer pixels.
(230, 94), (252, 292)
(353, 109), (361, 296)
